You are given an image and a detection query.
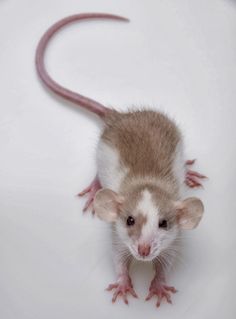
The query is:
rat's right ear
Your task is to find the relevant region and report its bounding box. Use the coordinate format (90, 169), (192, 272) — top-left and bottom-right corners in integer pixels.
(93, 189), (124, 222)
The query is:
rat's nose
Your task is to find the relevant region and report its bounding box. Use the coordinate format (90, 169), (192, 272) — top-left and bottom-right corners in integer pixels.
(138, 244), (151, 257)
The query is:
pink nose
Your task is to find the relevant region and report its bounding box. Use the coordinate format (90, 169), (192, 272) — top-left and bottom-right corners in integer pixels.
(138, 244), (151, 257)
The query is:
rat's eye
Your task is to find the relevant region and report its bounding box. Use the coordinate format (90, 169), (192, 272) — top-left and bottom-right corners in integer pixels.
(159, 219), (168, 229)
(127, 216), (135, 226)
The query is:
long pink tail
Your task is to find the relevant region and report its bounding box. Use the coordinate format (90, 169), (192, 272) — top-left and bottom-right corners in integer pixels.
(35, 13), (129, 117)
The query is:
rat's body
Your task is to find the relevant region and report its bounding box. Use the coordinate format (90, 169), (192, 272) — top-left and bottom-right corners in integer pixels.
(36, 13), (206, 307)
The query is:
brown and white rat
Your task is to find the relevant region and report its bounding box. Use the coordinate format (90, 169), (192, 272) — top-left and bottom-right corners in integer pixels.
(36, 13), (206, 307)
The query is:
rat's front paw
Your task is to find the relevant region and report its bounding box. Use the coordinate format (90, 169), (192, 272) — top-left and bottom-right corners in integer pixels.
(106, 276), (138, 305)
(146, 278), (177, 307)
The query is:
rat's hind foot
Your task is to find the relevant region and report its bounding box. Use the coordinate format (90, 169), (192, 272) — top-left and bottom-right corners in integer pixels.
(146, 277), (177, 308)
(185, 159), (207, 188)
(106, 276), (138, 305)
(78, 175), (101, 213)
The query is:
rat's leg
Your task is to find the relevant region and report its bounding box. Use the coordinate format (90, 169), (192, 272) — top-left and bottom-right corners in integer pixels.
(78, 175), (101, 212)
(185, 159), (207, 188)
(106, 241), (138, 305)
(146, 260), (177, 308)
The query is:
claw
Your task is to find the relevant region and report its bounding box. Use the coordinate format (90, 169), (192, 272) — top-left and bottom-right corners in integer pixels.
(186, 159), (196, 165)
(78, 185), (92, 197)
(163, 285), (178, 293)
(187, 170), (207, 179)
(106, 283), (118, 291)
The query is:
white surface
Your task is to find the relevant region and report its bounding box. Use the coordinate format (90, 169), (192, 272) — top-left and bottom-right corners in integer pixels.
(1, 0), (236, 318)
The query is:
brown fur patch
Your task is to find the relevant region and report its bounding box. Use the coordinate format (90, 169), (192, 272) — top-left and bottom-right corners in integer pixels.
(126, 214), (147, 239)
(103, 109), (181, 181)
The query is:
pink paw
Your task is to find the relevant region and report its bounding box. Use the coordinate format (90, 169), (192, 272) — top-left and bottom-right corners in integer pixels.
(185, 159), (207, 188)
(146, 279), (177, 307)
(106, 277), (138, 305)
(78, 176), (101, 213)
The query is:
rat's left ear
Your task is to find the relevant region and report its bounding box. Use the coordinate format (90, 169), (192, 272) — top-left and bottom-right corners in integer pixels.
(175, 197), (204, 230)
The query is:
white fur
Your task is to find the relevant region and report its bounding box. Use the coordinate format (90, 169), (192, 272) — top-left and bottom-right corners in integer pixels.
(96, 140), (128, 192)
(137, 190), (158, 241)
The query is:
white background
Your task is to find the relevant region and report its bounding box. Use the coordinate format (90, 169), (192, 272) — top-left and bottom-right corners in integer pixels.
(1, 0), (236, 318)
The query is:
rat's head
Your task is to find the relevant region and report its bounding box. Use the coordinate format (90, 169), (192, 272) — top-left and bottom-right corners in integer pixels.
(94, 186), (204, 261)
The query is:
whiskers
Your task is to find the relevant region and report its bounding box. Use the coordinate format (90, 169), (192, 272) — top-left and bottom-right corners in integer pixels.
(153, 235), (186, 271)
(116, 249), (132, 265)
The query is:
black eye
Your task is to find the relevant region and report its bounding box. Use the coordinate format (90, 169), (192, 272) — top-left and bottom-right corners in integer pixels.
(159, 219), (168, 229)
(127, 216), (135, 226)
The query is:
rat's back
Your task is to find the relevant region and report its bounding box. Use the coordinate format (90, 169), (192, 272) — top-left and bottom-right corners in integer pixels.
(97, 109), (183, 192)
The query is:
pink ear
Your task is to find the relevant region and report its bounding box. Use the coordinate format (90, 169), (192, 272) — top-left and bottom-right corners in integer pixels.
(94, 189), (124, 222)
(175, 197), (204, 230)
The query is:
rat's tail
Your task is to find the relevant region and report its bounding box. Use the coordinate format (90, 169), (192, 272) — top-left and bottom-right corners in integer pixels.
(35, 13), (129, 118)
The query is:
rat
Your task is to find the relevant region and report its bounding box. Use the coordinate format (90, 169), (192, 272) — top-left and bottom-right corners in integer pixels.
(35, 13), (206, 307)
